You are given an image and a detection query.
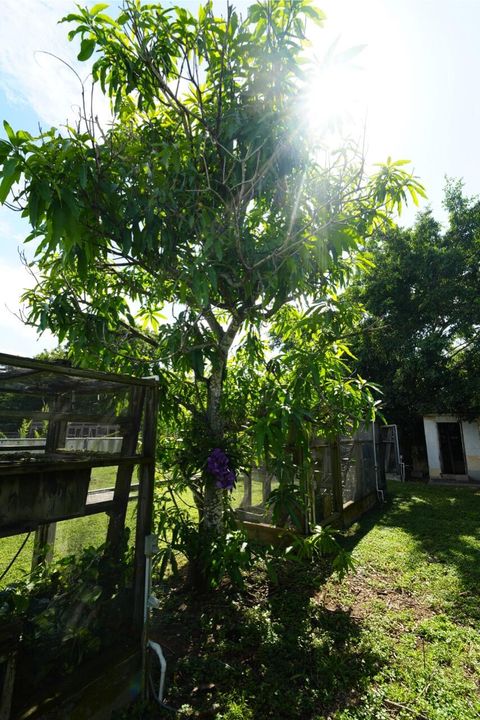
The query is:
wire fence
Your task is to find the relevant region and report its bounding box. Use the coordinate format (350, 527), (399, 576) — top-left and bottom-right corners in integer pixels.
(234, 424), (388, 529)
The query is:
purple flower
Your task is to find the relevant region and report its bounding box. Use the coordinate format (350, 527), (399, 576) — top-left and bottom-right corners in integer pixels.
(206, 448), (236, 491)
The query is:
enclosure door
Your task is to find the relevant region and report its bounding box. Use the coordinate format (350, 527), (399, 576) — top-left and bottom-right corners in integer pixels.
(379, 424), (404, 481)
(437, 422), (466, 475)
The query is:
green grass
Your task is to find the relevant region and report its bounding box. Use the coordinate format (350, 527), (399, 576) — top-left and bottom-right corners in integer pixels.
(326, 481), (480, 719)
(3, 478), (480, 719)
(0, 466), (137, 587)
(145, 481), (480, 720)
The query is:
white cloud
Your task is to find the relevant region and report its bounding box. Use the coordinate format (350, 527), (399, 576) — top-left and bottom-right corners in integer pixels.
(0, 1), (111, 357)
(0, 206), (55, 356)
(0, 0), (110, 129)
(0, 257), (55, 357)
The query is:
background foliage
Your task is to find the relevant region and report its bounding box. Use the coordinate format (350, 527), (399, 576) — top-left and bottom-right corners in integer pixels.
(350, 180), (480, 464)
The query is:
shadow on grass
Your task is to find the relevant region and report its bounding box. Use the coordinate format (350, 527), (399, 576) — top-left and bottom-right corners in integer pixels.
(150, 562), (383, 719)
(345, 481), (480, 624)
(129, 485), (480, 719)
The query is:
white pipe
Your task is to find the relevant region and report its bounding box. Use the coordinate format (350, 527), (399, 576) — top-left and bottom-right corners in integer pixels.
(372, 422), (385, 502)
(144, 554), (152, 625)
(142, 535), (158, 700)
(148, 640), (167, 704)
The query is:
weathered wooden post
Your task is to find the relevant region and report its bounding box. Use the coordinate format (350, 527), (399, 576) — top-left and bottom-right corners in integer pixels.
(31, 523), (56, 568)
(330, 436), (344, 519)
(133, 384), (159, 631)
(262, 470), (272, 504)
(240, 471), (252, 508)
(106, 386), (146, 557)
(31, 393), (69, 570)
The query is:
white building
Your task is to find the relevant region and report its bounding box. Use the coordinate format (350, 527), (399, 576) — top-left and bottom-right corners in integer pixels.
(423, 414), (480, 483)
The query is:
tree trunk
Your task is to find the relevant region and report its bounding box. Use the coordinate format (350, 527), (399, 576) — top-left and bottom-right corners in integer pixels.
(191, 359), (227, 590)
(203, 360), (226, 532)
(201, 316), (240, 533)
(187, 316), (242, 589)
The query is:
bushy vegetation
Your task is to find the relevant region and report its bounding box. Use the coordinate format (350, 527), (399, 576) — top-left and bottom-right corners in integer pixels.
(351, 180), (480, 460)
(0, 538), (134, 701)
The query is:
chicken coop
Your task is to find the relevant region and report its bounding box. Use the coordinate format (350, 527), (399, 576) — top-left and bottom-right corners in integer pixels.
(235, 424), (388, 542)
(0, 353), (158, 720)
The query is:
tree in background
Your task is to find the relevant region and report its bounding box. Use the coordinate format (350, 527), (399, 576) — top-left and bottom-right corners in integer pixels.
(0, 1), (422, 581)
(351, 180), (480, 469)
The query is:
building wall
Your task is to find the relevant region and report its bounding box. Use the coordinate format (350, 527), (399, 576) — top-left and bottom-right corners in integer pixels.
(423, 415), (480, 482)
(462, 421), (480, 480)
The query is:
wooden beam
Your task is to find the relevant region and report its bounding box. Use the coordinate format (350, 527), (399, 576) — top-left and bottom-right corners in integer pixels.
(0, 352), (157, 388)
(0, 410), (132, 425)
(30, 394), (70, 570)
(133, 385), (159, 631)
(0, 493), (139, 538)
(0, 455), (151, 476)
(106, 387), (146, 556)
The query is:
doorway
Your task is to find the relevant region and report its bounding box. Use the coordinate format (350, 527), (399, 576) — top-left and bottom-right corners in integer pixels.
(437, 422), (466, 475)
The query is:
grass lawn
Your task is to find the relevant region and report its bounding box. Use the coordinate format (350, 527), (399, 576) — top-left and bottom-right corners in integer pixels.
(0, 466), (137, 587)
(145, 481), (480, 720)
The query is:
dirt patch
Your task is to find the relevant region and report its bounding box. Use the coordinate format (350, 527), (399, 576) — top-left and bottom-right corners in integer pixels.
(316, 568), (434, 622)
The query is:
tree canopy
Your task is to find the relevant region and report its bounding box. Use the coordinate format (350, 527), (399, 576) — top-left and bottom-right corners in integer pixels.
(0, 0), (423, 559)
(351, 181), (480, 457)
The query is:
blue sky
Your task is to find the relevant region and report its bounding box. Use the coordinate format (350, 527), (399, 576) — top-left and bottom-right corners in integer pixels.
(1, 0), (479, 356)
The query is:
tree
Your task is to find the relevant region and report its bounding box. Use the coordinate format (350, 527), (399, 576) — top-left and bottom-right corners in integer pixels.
(0, 1), (422, 573)
(351, 180), (480, 466)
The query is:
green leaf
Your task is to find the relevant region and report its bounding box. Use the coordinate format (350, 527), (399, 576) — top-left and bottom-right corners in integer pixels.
(0, 158), (19, 203)
(90, 3), (109, 16)
(16, 130), (32, 142)
(0, 175), (15, 204)
(0, 140), (11, 162)
(78, 38), (96, 61)
(3, 120), (15, 144)
(1, 156), (18, 178)
(28, 192), (45, 226)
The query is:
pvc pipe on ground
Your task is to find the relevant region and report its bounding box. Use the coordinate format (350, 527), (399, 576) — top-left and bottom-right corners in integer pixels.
(148, 640), (167, 704)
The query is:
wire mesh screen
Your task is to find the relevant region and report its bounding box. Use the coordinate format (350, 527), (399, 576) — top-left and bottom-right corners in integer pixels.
(0, 354), (157, 718)
(313, 427), (384, 522)
(234, 424), (386, 529)
(311, 442), (334, 522)
(233, 467), (279, 523)
(379, 425), (403, 480)
(340, 435), (377, 504)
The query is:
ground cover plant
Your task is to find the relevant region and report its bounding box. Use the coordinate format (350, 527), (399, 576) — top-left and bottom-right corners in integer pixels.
(0, 537), (135, 711)
(122, 481), (480, 719)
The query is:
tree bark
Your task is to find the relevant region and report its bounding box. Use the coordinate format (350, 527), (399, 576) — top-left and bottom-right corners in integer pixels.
(203, 360), (227, 531)
(202, 315), (240, 533)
